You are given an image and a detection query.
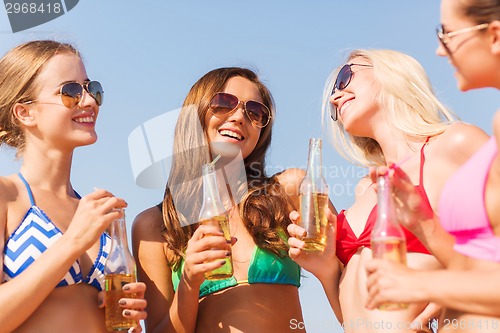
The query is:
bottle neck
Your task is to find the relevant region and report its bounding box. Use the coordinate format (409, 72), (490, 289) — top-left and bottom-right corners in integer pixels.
(376, 175), (391, 221)
(111, 217), (129, 249)
(373, 174), (404, 238)
(202, 165), (220, 204)
(306, 138), (323, 178)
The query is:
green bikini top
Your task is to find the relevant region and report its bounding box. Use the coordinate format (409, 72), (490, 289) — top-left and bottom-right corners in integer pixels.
(171, 245), (301, 298)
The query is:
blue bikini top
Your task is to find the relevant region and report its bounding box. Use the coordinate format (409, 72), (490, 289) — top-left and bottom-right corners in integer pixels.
(2, 173), (110, 291)
(172, 245), (301, 298)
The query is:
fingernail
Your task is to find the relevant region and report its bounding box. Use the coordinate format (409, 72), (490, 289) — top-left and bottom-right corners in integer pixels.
(220, 260), (226, 266)
(97, 299), (103, 307)
(123, 285), (130, 291)
(119, 299), (126, 305)
(123, 310), (131, 316)
(225, 251), (231, 257)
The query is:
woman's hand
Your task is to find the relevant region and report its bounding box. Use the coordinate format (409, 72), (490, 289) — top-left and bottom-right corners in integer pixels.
(287, 209), (338, 281)
(98, 282), (147, 333)
(182, 224), (232, 290)
(369, 165), (434, 235)
(65, 188), (128, 251)
(365, 258), (428, 309)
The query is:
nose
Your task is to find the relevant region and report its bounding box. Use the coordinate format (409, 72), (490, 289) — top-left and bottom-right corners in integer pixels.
(435, 42), (448, 57)
(226, 101), (246, 123)
(330, 90), (342, 110)
(78, 88), (98, 109)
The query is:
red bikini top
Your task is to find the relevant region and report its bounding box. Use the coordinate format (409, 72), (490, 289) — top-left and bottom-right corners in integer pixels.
(336, 139), (431, 266)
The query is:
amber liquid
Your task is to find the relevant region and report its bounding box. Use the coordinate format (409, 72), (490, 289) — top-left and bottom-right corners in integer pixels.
(299, 193), (328, 251)
(200, 215), (233, 280)
(371, 238), (409, 310)
(105, 274), (138, 331)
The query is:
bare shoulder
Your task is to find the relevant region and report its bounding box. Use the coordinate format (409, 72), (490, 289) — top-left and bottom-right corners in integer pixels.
(434, 122), (490, 163)
(132, 205), (164, 242)
(274, 168), (306, 195)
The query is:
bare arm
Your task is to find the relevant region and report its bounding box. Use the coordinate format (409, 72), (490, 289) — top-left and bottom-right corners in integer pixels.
(132, 207), (230, 333)
(366, 258), (500, 316)
(0, 185), (126, 333)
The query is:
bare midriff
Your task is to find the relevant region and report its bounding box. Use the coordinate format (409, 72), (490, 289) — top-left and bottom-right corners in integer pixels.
(196, 283), (304, 333)
(12, 284), (109, 333)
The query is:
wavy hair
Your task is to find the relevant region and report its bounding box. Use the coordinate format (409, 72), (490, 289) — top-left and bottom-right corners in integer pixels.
(161, 67), (294, 269)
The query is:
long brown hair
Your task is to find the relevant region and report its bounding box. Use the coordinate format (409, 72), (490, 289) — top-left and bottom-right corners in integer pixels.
(161, 67), (294, 269)
(0, 40), (80, 157)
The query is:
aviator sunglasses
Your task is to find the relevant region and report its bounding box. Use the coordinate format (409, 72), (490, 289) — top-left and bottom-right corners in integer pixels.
(209, 92), (272, 128)
(330, 63), (372, 121)
(25, 81), (104, 108)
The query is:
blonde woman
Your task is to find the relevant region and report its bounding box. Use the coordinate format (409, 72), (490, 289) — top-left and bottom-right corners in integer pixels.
(0, 40), (146, 333)
(288, 49), (489, 333)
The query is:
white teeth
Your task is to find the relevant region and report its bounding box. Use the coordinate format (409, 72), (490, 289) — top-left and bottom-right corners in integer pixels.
(74, 116), (94, 123)
(340, 101), (352, 116)
(220, 130), (243, 140)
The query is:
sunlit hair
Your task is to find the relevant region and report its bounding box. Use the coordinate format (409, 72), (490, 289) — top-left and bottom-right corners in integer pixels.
(161, 67), (294, 269)
(0, 40), (80, 157)
(460, 0), (500, 23)
(321, 49), (457, 166)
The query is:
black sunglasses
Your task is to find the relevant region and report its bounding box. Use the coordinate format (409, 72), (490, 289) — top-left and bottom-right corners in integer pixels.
(209, 92), (271, 128)
(25, 81), (104, 108)
(330, 63), (372, 121)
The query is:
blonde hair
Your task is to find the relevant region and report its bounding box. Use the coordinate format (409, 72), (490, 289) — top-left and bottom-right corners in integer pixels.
(322, 49), (457, 166)
(0, 40), (80, 157)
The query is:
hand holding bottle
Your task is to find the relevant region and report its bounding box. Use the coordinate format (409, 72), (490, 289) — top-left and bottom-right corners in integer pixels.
(288, 209), (338, 282)
(369, 165), (434, 236)
(183, 224), (232, 289)
(65, 189), (127, 252)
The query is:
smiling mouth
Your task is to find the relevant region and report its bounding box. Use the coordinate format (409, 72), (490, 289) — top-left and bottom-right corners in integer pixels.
(340, 100), (353, 117)
(73, 116), (94, 124)
(219, 129), (243, 141)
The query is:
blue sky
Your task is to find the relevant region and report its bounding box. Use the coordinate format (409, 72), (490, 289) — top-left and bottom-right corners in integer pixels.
(0, 1), (498, 332)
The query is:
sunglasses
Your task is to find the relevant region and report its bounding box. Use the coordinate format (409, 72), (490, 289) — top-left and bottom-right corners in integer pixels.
(25, 81), (104, 108)
(436, 23), (489, 54)
(209, 92), (271, 128)
(329, 63), (372, 121)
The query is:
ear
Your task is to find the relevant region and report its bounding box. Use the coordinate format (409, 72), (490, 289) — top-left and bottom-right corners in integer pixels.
(489, 20), (500, 55)
(12, 103), (36, 127)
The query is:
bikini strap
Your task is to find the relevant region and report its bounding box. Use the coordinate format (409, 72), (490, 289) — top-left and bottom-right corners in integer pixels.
(17, 172), (36, 206)
(419, 137), (430, 186)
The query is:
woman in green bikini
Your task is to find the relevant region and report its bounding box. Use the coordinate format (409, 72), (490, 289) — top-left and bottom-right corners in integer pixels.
(132, 67), (329, 332)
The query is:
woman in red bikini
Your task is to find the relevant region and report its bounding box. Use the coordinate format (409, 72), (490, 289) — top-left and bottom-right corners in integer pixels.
(366, 1), (500, 332)
(287, 49), (489, 333)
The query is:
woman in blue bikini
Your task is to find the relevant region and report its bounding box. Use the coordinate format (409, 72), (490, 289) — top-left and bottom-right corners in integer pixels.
(132, 67), (331, 332)
(0, 40), (146, 333)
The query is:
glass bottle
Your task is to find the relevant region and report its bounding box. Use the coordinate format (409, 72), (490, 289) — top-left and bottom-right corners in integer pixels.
(298, 138), (329, 251)
(198, 163), (233, 280)
(104, 211), (138, 331)
(370, 174), (408, 310)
